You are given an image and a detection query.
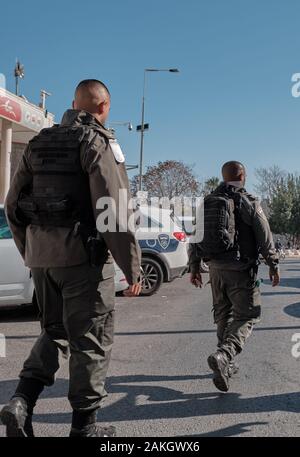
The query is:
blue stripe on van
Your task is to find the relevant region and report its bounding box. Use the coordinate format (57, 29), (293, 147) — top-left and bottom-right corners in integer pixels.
(138, 238), (179, 253)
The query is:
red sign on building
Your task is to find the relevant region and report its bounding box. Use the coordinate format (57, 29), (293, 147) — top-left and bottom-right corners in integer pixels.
(0, 95), (22, 123)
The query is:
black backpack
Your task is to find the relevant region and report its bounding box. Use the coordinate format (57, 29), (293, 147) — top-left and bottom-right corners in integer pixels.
(199, 185), (242, 260)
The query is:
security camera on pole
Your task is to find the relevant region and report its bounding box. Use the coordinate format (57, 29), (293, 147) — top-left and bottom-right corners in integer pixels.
(14, 60), (25, 97)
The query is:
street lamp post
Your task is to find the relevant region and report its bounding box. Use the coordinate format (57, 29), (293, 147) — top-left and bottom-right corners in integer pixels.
(108, 121), (133, 131)
(138, 68), (179, 192)
(14, 60), (25, 96)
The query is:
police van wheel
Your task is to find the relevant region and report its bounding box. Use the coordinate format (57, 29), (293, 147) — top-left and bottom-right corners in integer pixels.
(140, 257), (163, 296)
(200, 260), (209, 273)
(31, 291), (39, 314)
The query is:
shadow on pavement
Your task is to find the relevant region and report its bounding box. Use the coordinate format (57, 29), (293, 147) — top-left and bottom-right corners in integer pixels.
(1, 376), (299, 428)
(275, 278), (300, 289)
(284, 302), (300, 319)
(0, 305), (38, 323)
(262, 291), (300, 296)
(114, 325), (300, 336)
(180, 421), (268, 437)
(4, 335), (40, 340)
(3, 324), (300, 341)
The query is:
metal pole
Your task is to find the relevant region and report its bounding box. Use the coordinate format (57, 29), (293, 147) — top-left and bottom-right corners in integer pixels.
(41, 91), (46, 110)
(15, 76), (18, 96)
(138, 68), (178, 192)
(138, 71), (147, 192)
(0, 120), (13, 203)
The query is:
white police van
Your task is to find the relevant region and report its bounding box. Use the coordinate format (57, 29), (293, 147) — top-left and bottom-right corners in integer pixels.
(0, 205), (128, 309)
(136, 206), (188, 295)
(177, 215), (209, 273)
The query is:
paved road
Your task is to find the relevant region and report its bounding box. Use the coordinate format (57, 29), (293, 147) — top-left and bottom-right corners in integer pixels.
(0, 259), (299, 437)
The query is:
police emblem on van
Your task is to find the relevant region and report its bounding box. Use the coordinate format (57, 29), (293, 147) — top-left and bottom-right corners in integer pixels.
(158, 234), (170, 250)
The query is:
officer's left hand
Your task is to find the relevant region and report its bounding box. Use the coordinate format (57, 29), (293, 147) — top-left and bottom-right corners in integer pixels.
(123, 283), (142, 297)
(269, 269), (280, 287)
(190, 272), (203, 288)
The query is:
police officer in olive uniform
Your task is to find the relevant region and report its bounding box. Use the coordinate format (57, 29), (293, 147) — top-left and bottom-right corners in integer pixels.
(0, 80), (141, 437)
(189, 161), (280, 393)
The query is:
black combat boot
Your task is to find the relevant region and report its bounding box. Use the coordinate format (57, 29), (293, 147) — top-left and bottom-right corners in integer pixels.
(70, 409), (116, 437)
(70, 424), (117, 437)
(228, 361), (239, 378)
(207, 351), (230, 392)
(0, 397), (34, 437)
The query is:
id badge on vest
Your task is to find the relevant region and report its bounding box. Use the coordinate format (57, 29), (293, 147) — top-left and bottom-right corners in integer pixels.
(109, 139), (125, 163)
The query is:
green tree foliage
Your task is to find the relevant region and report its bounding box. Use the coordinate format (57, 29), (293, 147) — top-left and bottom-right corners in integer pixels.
(256, 168), (300, 244)
(289, 175), (300, 242)
(202, 176), (220, 195)
(268, 182), (293, 234)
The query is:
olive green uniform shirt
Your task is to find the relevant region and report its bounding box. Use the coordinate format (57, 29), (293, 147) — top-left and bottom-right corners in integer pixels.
(5, 110), (141, 285)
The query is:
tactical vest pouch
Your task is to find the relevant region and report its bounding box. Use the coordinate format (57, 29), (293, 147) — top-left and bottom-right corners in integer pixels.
(17, 195), (38, 214)
(86, 236), (109, 267)
(17, 192), (73, 227)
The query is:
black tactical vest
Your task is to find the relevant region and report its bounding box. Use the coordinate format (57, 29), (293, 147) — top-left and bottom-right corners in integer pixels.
(17, 125), (95, 230)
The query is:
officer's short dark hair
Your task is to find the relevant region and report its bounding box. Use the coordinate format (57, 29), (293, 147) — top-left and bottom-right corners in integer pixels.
(222, 161), (245, 180)
(75, 79), (110, 97)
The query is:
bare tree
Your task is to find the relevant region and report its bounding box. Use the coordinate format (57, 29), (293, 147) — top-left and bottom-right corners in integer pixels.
(254, 166), (287, 201)
(131, 160), (200, 199)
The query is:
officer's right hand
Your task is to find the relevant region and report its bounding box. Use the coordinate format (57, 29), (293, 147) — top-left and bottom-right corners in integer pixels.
(123, 283), (142, 297)
(190, 272), (203, 288)
(269, 269), (280, 287)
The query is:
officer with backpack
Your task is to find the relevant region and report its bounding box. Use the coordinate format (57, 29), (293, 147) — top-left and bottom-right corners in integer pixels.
(189, 161), (280, 392)
(1, 79), (141, 437)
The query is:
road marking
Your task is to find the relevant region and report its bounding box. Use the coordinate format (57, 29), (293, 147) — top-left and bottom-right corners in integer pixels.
(291, 333), (300, 359)
(0, 334), (6, 357)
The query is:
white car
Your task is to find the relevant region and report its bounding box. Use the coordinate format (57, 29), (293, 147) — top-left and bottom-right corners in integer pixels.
(0, 205), (128, 309)
(136, 206), (188, 295)
(176, 215), (196, 236)
(176, 215), (209, 273)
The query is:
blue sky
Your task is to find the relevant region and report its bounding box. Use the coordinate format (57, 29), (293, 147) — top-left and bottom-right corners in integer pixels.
(1, 0), (300, 191)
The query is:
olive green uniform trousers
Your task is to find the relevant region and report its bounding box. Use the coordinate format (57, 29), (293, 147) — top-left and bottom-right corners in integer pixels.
(209, 266), (261, 360)
(19, 261), (115, 411)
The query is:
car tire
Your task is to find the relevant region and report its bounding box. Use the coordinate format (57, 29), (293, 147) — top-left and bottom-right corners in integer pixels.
(31, 290), (39, 314)
(140, 257), (164, 296)
(199, 260), (209, 273)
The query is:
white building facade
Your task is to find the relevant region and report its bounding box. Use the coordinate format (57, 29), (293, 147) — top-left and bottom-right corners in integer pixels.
(0, 88), (54, 202)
